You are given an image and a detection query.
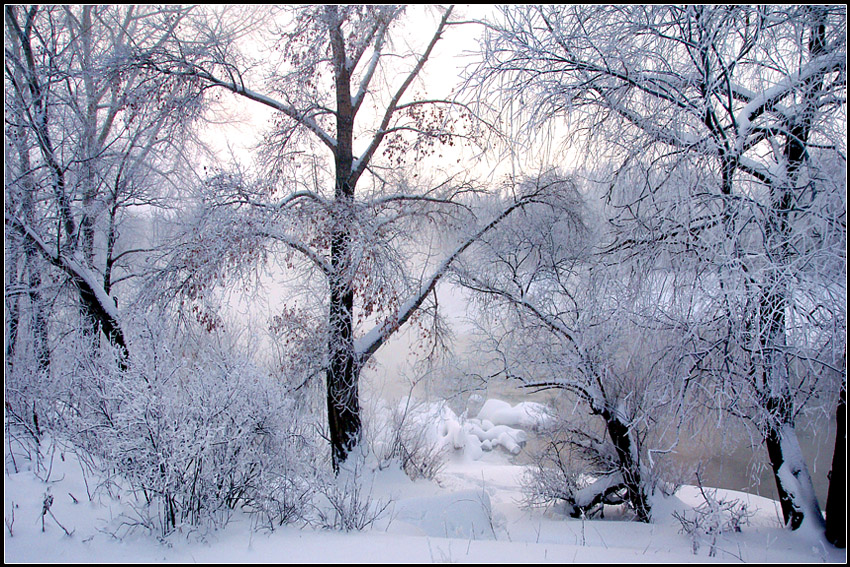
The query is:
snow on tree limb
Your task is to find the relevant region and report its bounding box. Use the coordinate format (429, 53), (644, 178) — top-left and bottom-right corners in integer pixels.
(356, 201), (508, 361)
(350, 6), (455, 188)
(355, 186), (551, 363)
(5, 213), (125, 349)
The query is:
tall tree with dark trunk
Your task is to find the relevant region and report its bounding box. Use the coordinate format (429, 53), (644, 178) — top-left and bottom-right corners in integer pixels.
(143, 5), (559, 471)
(470, 5), (846, 531)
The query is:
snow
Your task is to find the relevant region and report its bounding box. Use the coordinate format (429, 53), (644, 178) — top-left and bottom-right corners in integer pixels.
(431, 402), (534, 458)
(776, 423), (828, 533)
(5, 398), (845, 564)
(475, 399), (552, 431)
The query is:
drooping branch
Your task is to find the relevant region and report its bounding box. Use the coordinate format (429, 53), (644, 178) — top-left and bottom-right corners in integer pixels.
(455, 272), (576, 345)
(258, 227), (332, 277)
(138, 54), (338, 151)
(355, 190), (545, 363)
(5, 213), (127, 353)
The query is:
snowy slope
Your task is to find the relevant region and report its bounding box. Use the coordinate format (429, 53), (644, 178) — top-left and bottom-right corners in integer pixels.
(4, 398), (845, 563)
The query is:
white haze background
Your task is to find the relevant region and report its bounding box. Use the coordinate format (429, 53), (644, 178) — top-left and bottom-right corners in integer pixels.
(4, 4), (844, 563)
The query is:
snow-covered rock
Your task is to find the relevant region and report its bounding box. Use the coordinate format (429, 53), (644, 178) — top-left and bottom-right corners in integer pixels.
(431, 398), (548, 460)
(476, 399), (552, 430)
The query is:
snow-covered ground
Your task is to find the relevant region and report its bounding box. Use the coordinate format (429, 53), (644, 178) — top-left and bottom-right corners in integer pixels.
(4, 398), (845, 563)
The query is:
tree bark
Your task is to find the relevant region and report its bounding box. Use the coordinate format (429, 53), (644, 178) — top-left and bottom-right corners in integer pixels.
(5, 264), (20, 373)
(326, 253), (361, 472)
(764, 400), (825, 530)
(604, 411), (651, 522)
(27, 260), (51, 375)
(765, 421), (803, 529)
(825, 383), (846, 547)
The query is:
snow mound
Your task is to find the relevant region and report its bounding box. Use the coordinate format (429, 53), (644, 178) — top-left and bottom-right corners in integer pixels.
(433, 398), (551, 460)
(392, 489), (495, 539)
(475, 399), (552, 431)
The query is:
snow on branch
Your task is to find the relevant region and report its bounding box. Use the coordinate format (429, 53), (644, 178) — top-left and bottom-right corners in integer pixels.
(355, 175), (576, 364)
(736, 50), (845, 127)
(5, 213), (125, 348)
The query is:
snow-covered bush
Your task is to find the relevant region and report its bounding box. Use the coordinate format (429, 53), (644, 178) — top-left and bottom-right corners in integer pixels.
(55, 323), (319, 537)
(5, 362), (51, 474)
(312, 449), (393, 532)
(366, 397), (448, 481)
(673, 478), (754, 557)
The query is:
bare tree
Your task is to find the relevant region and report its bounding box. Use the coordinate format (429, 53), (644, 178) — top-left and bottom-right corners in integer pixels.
(4, 57), (49, 380)
(138, 5), (559, 471)
(470, 5), (846, 532)
(453, 171), (696, 522)
(4, 5), (203, 360)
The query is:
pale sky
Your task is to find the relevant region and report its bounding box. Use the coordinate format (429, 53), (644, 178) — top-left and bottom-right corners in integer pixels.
(194, 6), (508, 389)
(198, 5), (554, 183)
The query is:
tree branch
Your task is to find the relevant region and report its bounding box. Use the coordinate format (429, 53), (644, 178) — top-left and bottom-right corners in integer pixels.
(350, 6), (454, 187)
(355, 190), (536, 362)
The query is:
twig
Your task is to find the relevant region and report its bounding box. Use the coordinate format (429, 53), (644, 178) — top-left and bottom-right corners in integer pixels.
(5, 502), (14, 537)
(47, 508), (74, 537)
(41, 492), (73, 536)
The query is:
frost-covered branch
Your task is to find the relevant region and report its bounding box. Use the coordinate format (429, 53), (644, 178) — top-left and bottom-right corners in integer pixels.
(351, 6), (454, 187)
(5, 213), (126, 352)
(355, 188), (536, 363)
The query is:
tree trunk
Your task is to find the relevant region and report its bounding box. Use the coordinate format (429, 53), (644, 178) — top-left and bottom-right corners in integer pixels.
(13, 113), (50, 376)
(604, 411), (651, 522)
(5, 272), (20, 373)
(758, 182), (822, 530)
(28, 261), (51, 375)
(326, 271), (361, 472)
(825, 383), (846, 547)
(764, 403), (825, 531)
(326, 168), (361, 471)
(325, 6), (362, 473)
(77, 282), (126, 357)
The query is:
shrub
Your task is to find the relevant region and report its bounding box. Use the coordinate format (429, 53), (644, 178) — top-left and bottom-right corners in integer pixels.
(312, 451), (393, 532)
(59, 324), (319, 536)
(672, 474), (754, 557)
(366, 396), (447, 481)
